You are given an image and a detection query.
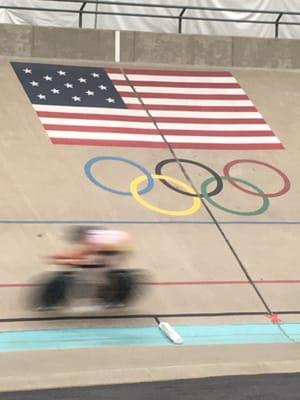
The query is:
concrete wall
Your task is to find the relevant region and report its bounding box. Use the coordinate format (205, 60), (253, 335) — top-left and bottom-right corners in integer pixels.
(1, 23), (300, 69)
(0, 24), (115, 61)
(120, 32), (232, 67)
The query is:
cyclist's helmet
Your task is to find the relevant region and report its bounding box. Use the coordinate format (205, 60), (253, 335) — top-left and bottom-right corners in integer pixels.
(67, 225), (107, 243)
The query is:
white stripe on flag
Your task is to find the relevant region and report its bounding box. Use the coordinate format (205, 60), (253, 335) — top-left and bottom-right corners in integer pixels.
(119, 87), (245, 95)
(135, 99), (253, 106)
(33, 105), (262, 119)
(109, 73), (238, 83)
(115, 85), (134, 92)
(157, 123), (271, 131)
(165, 135), (281, 144)
(148, 111), (263, 119)
(33, 104), (148, 116)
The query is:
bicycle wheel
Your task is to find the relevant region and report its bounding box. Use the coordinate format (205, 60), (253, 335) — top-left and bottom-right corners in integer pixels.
(100, 269), (145, 306)
(31, 272), (74, 310)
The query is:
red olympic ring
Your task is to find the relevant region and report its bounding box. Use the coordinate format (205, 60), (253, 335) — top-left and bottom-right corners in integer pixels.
(223, 159), (291, 198)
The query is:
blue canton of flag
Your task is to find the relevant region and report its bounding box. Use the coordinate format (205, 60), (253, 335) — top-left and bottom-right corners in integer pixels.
(11, 62), (126, 108)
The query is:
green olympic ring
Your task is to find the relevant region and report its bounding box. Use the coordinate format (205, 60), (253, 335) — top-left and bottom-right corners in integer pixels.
(200, 176), (270, 216)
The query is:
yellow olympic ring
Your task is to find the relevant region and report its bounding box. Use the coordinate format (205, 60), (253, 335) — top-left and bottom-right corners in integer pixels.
(130, 174), (201, 216)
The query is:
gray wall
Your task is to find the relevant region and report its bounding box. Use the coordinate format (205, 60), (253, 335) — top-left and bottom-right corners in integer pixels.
(1, 23), (300, 69)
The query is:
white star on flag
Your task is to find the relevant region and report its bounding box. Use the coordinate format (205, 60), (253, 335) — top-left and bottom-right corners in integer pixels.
(29, 81), (39, 87)
(85, 90), (94, 96)
(78, 77), (87, 83)
(43, 75), (53, 81)
(72, 96), (81, 102)
(23, 68), (32, 74)
(64, 83), (73, 88)
(98, 85), (107, 90)
(51, 88), (60, 94)
(91, 72), (100, 78)
(37, 94), (46, 100)
(57, 70), (66, 76)
(106, 97), (115, 103)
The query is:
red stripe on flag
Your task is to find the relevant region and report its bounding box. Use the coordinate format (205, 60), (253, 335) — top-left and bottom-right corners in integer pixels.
(103, 67), (122, 73)
(44, 124), (157, 135)
(51, 138), (168, 148)
(160, 130), (276, 137)
(127, 104), (257, 112)
(50, 138), (284, 150)
(153, 117), (265, 124)
(168, 142), (284, 150)
(44, 125), (275, 137)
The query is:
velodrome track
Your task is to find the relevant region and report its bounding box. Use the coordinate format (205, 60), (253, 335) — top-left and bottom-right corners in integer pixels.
(0, 57), (300, 391)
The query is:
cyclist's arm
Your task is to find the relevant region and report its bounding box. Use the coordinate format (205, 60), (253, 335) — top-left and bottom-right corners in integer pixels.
(47, 245), (93, 264)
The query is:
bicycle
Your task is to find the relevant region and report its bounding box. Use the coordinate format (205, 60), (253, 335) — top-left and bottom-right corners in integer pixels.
(29, 263), (147, 311)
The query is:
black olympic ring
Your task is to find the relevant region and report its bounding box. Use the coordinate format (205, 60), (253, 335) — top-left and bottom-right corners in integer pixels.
(155, 158), (223, 198)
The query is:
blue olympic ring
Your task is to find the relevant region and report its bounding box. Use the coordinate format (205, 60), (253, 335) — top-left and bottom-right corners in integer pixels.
(84, 156), (154, 196)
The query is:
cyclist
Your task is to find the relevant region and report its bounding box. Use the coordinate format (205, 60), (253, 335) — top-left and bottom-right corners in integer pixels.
(46, 226), (134, 309)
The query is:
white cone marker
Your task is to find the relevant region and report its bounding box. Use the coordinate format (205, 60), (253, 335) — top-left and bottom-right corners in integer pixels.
(159, 322), (183, 344)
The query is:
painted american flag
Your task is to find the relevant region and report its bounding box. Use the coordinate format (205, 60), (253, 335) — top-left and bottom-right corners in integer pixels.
(11, 62), (283, 150)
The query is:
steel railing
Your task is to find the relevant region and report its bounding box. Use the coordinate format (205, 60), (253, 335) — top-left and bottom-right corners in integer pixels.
(1, 0), (300, 38)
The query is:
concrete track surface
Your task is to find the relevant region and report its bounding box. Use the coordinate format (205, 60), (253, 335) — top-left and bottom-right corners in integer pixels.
(0, 56), (300, 392)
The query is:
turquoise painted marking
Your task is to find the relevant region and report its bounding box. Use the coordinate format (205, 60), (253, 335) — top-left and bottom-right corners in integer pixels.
(0, 327), (169, 352)
(175, 324), (289, 345)
(279, 324), (300, 341)
(0, 323), (299, 352)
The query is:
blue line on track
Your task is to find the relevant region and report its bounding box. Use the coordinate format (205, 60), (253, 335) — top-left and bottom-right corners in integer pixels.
(0, 220), (300, 225)
(0, 323), (299, 352)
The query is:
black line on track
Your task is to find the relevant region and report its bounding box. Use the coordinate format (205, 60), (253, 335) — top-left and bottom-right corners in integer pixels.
(276, 322), (297, 343)
(121, 69), (274, 317)
(1, 310), (300, 324)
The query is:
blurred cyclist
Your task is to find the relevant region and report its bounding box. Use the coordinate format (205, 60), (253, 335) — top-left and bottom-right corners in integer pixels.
(45, 226), (134, 310)
(48, 226), (133, 267)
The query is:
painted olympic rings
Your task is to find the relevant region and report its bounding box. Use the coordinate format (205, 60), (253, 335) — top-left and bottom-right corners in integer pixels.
(201, 176), (270, 216)
(84, 155), (290, 217)
(223, 159), (291, 198)
(130, 174), (201, 216)
(155, 158), (223, 198)
(84, 156), (154, 196)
